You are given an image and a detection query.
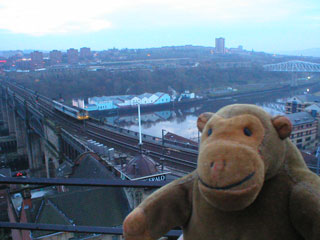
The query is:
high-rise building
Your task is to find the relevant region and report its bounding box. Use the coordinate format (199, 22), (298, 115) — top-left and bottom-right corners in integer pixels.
(67, 48), (79, 64)
(49, 50), (62, 65)
(215, 37), (225, 54)
(80, 47), (91, 60)
(30, 51), (43, 68)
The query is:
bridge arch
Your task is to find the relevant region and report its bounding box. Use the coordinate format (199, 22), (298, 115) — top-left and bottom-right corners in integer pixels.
(264, 60), (320, 72)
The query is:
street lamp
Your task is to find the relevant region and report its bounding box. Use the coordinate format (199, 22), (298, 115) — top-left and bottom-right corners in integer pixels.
(162, 129), (166, 147)
(161, 129), (166, 157)
(138, 104), (143, 151)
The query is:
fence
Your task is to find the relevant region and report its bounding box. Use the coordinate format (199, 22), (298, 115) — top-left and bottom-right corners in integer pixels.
(0, 177), (182, 237)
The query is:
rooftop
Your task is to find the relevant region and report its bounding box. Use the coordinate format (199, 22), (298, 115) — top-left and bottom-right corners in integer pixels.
(16, 152), (131, 238)
(139, 93), (153, 98)
(0, 168), (11, 177)
(123, 154), (161, 179)
(26, 187), (130, 238)
(155, 92), (165, 97)
(70, 152), (115, 180)
(164, 132), (198, 146)
(288, 95), (320, 104)
(305, 103), (320, 112)
(285, 112), (315, 126)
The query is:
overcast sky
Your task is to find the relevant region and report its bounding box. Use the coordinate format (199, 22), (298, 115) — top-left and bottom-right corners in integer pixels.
(0, 0), (319, 52)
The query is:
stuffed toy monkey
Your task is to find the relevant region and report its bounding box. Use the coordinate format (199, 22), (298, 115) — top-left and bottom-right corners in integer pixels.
(123, 104), (320, 240)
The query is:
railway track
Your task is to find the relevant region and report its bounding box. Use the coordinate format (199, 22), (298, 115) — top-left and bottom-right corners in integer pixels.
(3, 81), (198, 172)
(85, 129), (196, 172)
(87, 123), (197, 158)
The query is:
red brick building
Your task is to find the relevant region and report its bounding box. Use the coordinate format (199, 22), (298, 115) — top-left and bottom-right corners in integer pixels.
(67, 48), (79, 64)
(30, 51), (43, 69)
(285, 95), (320, 114)
(80, 47), (91, 60)
(286, 112), (318, 149)
(49, 50), (62, 65)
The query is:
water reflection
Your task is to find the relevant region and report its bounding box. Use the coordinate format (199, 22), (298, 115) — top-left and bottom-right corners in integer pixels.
(92, 86), (318, 140)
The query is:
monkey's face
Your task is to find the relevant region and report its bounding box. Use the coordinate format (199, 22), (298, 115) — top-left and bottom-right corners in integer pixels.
(197, 114), (265, 211)
(196, 106), (292, 211)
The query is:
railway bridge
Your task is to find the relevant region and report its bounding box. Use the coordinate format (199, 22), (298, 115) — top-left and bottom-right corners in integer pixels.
(263, 60), (320, 86)
(0, 80), (198, 178)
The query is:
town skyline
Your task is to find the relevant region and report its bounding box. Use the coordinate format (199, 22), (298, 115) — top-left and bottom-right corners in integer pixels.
(0, 0), (319, 53)
(1, 45), (320, 59)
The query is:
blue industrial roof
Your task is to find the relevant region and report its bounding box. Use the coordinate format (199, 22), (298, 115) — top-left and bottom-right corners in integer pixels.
(286, 112), (315, 126)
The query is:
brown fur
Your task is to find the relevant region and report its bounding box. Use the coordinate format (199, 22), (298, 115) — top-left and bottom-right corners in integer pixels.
(123, 104), (320, 240)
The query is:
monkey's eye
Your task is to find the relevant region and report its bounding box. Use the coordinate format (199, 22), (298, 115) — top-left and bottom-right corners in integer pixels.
(207, 128), (213, 136)
(244, 127), (252, 136)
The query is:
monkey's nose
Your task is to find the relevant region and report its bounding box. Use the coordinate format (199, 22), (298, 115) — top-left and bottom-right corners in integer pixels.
(210, 160), (226, 179)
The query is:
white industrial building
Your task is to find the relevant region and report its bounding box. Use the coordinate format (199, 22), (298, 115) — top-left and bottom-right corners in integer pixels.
(72, 99), (85, 108)
(83, 92), (171, 111)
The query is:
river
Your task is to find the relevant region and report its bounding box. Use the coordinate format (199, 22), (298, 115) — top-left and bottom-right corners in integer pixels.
(92, 85), (319, 142)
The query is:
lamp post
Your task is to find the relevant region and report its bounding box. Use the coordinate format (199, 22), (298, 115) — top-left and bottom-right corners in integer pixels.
(162, 129), (167, 148)
(161, 129), (166, 157)
(138, 104), (143, 152)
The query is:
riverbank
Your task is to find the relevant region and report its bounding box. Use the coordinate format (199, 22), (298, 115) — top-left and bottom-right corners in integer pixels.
(116, 81), (320, 140)
(208, 81), (319, 101)
(91, 81), (319, 118)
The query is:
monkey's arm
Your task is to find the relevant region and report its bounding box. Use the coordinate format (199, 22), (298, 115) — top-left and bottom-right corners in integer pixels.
(123, 172), (195, 240)
(289, 180), (320, 240)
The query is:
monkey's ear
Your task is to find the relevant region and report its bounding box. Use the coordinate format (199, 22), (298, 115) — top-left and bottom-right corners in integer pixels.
(272, 116), (292, 140)
(197, 112), (214, 132)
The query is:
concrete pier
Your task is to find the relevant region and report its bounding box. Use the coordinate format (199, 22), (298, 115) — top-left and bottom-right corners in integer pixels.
(6, 103), (16, 136)
(14, 114), (27, 155)
(1, 84), (84, 179)
(0, 136), (17, 153)
(0, 98), (8, 131)
(29, 133), (44, 170)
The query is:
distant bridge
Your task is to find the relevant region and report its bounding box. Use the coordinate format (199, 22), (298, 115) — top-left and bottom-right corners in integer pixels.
(264, 60), (320, 72)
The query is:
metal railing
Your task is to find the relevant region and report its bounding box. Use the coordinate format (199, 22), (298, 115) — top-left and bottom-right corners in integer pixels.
(0, 177), (171, 187)
(0, 177), (182, 237)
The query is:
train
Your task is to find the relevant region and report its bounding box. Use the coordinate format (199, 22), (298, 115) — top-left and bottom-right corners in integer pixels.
(53, 100), (89, 120)
(5, 81), (89, 120)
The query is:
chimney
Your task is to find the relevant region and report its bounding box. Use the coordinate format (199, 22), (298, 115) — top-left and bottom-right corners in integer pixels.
(22, 189), (32, 208)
